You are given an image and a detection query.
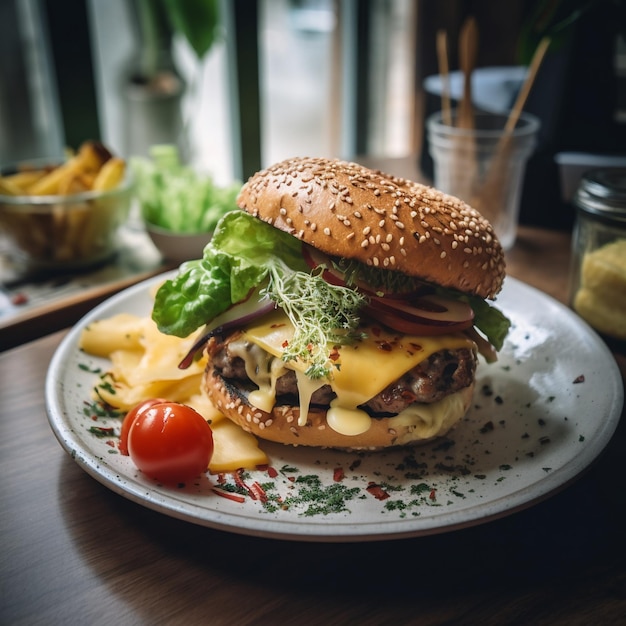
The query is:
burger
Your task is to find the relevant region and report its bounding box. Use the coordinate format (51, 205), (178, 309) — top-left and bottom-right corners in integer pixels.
(152, 157), (510, 450)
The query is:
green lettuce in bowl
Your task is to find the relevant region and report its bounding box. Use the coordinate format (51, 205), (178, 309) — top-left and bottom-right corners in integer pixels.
(131, 144), (240, 234)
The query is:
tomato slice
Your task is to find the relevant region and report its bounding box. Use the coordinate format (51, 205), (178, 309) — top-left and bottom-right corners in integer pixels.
(119, 398), (169, 455)
(302, 244), (347, 287)
(126, 401), (214, 483)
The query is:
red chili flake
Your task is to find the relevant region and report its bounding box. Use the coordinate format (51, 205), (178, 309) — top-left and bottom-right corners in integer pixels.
(573, 375), (585, 384)
(282, 340), (289, 348)
(105, 440), (116, 448)
(377, 341), (393, 352)
(216, 473), (227, 485)
(250, 481), (268, 503)
(329, 347), (340, 361)
(212, 487), (246, 503)
(333, 467), (345, 482)
(233, 470), (254, 497)
(11, 292), (28, 306)
(429, 489), (437, 501)
(366, 482), (390, 500)
(306, 343), (313, 353)
(287, 476), (296, 482)
(266, 466), (279, 478)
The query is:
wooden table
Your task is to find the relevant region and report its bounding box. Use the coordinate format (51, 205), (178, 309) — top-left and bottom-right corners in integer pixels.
(2, 226), (625, 625)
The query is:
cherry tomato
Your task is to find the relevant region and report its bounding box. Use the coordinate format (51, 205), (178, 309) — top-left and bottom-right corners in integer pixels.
(126, 401), (214, 483)
(119, 398), (169, 456)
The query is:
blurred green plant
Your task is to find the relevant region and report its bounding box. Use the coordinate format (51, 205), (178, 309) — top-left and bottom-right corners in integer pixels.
(133, 0), (220, 78)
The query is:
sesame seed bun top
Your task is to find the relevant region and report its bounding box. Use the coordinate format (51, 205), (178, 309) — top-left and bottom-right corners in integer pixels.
(237, 156), (506, 299)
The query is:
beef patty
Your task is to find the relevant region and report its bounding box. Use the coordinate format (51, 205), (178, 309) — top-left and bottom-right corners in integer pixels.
(207, 333), (477, 417)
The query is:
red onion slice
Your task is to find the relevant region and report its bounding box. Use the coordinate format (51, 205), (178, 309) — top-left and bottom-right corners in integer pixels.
(178, 288), (275, 369)
(368, 294), (474, 326)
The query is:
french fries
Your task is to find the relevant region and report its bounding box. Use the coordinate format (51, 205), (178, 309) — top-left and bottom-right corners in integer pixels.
(93, 157), (126, 191)
(0, 141), (123, 197)
(0, 141), (130, 265)
(79, 313), (270, 473)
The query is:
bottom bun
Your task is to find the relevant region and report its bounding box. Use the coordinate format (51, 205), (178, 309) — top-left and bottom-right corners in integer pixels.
(204, 370), (476, 450)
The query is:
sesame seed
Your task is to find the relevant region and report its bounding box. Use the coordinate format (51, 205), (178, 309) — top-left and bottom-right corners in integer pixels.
(324, 227), (331, 236)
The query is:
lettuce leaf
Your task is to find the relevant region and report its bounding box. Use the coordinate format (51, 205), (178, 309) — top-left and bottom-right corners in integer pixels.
(152, 210), (307, 337)
(131, 145), (240, 233)
(464, 294), (511, 352)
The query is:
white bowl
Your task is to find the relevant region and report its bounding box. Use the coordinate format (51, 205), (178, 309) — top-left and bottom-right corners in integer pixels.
(146, 224), (212, 263)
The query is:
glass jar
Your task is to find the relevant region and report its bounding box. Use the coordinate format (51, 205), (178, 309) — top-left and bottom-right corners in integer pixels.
(569, 169), (626, 341)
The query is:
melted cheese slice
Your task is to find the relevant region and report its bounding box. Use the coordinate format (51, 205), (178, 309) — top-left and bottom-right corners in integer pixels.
(238, 311), (475, 437)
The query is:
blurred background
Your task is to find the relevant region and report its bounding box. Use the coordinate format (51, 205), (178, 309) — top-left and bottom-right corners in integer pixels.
(1, 0), (625, 230)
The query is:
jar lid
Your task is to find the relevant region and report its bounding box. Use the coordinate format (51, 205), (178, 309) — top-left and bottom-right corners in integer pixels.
(574, 168), (626, 224)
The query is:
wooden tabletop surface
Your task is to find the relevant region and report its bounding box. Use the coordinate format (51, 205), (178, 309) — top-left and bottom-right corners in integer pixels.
(1, 225), (625, 625)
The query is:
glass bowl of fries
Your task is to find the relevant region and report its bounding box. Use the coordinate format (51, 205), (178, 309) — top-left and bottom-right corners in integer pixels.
(0, 142), (133, 272)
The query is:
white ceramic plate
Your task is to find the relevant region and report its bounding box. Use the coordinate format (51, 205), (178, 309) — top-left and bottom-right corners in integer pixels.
(45, 275), (624, 542)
